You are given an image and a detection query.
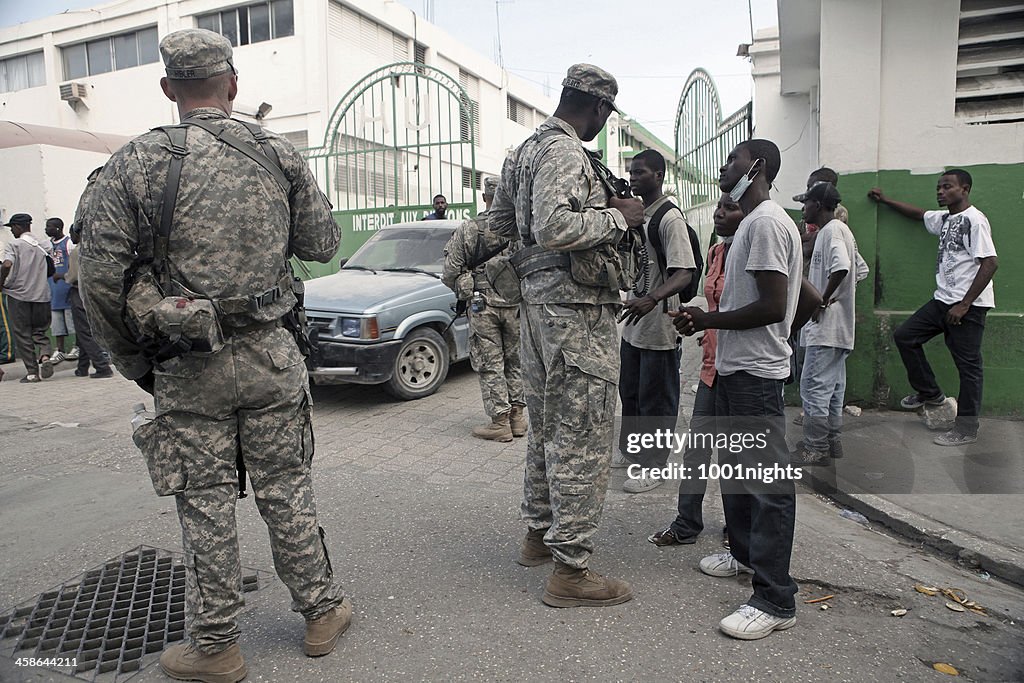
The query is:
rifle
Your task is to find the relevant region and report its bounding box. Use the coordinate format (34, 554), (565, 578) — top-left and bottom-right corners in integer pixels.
(584, 150), (650, 296)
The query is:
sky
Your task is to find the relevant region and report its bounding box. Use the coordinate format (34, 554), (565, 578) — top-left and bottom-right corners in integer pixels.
(0, 0), (779, 144)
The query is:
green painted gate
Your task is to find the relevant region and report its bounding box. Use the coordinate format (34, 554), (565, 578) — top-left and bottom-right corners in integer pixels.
(674, 68), (752, 248)
(299, 62), (479, 275)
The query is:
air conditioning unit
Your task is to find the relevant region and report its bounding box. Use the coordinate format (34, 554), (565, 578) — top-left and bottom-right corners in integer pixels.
(60, 82), (88, 103)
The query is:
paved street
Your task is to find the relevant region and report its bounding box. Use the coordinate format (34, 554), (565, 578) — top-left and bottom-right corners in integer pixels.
(1, 346), (1023, 682)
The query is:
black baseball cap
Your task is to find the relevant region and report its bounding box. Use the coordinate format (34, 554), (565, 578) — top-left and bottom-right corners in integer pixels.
(793, 181), (841, 209)
(4, 213), (32, 226)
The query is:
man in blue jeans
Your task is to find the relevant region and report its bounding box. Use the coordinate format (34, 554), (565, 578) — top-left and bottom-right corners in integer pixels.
(868, 171), (997, 446)
(673, 139), (802, 640)
(793, 182), (861, 465)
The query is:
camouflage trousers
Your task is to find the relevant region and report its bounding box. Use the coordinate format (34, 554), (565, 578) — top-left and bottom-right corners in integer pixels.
(519, 302), (619, 568)
(142, 326), (345, 654)
(468, 303), (524, 418)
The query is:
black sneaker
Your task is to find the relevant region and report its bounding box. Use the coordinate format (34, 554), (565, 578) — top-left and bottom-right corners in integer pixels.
(91, 369), (114, 379)
(75, 368), (89, 377)
(900, 393), (946, 410)
(647, 526), (698, 546)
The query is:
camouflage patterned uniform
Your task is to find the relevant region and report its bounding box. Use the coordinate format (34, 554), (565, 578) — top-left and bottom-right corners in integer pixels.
(441, 212), (524, 418)
(489, 116), (626, 568)
(78, 99), (345, 653)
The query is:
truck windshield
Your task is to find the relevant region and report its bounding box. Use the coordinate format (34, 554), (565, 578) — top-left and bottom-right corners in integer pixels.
(344, 227), (454, 274)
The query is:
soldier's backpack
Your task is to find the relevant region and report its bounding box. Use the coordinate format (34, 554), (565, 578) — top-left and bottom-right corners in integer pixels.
(646, 200), (703, 304)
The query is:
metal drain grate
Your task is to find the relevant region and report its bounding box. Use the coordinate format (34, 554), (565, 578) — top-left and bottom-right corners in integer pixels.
(0, 546), (260, 682)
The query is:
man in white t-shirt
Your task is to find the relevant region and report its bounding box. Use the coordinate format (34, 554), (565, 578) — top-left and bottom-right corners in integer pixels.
(613, 150), (696, 493)
(868, 170), (998, 446)
(793, 182), (861, 465)
(672, 139), (802, 641)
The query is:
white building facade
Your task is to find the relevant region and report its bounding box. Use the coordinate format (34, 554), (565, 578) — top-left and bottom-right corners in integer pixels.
(0, 0), (555, 260)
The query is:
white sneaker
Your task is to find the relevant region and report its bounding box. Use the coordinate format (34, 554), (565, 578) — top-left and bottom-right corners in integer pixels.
(65, 346), (80, 361)
(719, 604), (796, 640)
(50, 351), (66, 364)
(623, 474), (664, 493)
(610, 450), (630, 469)
(699, 552), (753, 577)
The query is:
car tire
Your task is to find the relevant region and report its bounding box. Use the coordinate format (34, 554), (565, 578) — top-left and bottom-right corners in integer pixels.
(384, 327), (450, 400)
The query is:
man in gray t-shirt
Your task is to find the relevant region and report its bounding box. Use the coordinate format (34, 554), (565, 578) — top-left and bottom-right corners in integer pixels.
(672, 139), (802, 642)
(0, 213), (54, 381)
(793, 182), (859, 464)
(614, 150), (696, 493)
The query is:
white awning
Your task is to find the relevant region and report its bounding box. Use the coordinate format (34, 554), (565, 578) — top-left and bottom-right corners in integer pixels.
(0, 121), (134, 154)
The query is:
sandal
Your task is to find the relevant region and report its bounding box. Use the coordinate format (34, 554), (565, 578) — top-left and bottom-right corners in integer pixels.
(647, 526), (698, 546)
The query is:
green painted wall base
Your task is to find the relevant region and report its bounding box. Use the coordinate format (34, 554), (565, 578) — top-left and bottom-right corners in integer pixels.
(835, 163), (1023, 416)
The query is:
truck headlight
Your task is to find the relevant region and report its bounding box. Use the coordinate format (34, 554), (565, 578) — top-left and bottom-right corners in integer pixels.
(341, 318), (361, 338)
(340, 316), (380, 340)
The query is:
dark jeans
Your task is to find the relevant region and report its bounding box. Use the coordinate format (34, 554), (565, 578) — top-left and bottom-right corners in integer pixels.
(69, 287), (110, 373)
(716, 371), (798, 618)
(893, 299), (987, 436)
(618, 338), (682, 468)
(670, 378), (717, 538)
(7, 297), (52, 375)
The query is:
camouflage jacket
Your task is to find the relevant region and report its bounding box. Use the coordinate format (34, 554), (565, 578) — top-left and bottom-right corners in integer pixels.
(488, 116), (626, 305)
(77, 107), (339, 379)
(441, 210), (516, 306)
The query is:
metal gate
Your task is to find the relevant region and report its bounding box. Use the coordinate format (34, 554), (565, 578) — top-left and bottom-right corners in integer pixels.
(674, 68), (752, 247)
(301, 62), (478, 267)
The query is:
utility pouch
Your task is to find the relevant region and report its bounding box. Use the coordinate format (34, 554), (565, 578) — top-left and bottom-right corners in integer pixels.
(568, 245), (627, 292)
(484, 257), (523, 304)
(150, 296), (224, 355)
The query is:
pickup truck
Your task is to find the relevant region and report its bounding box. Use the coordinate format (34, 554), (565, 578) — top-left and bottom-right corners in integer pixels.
(303, 220), (471, 399)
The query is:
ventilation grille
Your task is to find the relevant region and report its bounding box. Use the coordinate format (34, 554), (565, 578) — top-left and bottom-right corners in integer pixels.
(956, 0), (1024, 124)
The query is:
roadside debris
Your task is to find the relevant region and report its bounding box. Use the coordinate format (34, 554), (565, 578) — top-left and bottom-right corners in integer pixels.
(913, 584), (987, 615)
(891, 608), (908, 617)
(804, 595), (835, 604)
(839, 509), (869, 524)
(932, 662), (959, 676)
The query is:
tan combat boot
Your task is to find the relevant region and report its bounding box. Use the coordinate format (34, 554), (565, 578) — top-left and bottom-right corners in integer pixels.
(304, 597), (353, 657)
(472, 413), (513, 442)
(509, 404), (528, 437)
(542, 562), (634, 608)
(158, 642), (246, 683)
(517, 527), (552, 567)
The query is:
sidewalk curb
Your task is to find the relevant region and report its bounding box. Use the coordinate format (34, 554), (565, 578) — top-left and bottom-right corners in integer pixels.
(801, 471), (1024, 589)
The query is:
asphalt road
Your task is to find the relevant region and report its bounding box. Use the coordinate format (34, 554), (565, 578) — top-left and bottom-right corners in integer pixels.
(1, 360), (1022, 682)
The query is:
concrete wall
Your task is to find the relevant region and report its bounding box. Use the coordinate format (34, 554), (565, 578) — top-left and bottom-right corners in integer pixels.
(1, 145), (110, 251)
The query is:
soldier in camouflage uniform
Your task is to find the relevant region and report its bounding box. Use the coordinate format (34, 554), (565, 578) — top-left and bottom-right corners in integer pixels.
(489, 64), (645, 608)
(77, 29), (349, 682)
(442, 176), (527, 442)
